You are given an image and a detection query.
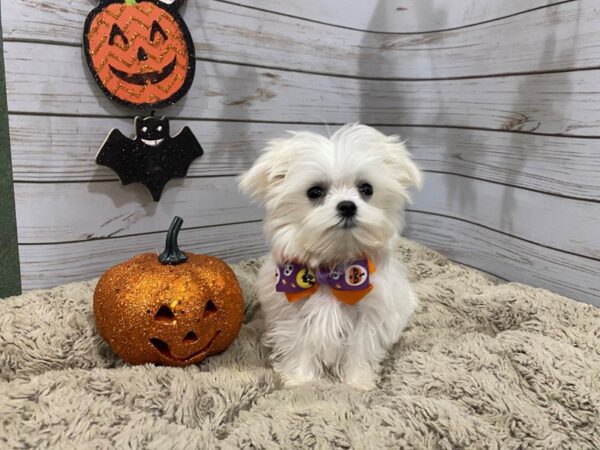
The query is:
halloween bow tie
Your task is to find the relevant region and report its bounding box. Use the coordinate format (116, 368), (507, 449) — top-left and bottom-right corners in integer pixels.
(275, 259), (375, 305)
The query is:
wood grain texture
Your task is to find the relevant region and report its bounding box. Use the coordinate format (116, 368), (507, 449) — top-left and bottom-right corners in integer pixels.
(1, 0), (595, 79)
(16, 170), (599, 263)
(8, 116), (323, 181)
(411, 172), (600, 260)
(20, 208), (600, 301)
(220, 0), (567, 33)
(10, 117), (600, 200)
(404, 211), (600, 306)
(402, 127), (600, 201)
(0, 20), (21, 298)
(4, 0), (599, 303)
(14, 176), (262, 244)
(18, 221), (267, 290)
(6, 41), (600, 136)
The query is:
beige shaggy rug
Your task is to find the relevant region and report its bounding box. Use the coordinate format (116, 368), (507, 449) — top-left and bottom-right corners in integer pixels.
(1, 239), (599, 449)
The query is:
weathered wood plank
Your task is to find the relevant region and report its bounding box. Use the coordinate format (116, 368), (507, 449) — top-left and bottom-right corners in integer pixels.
(6, 42), (600, 136)
(411, 172), (600, 260)
(20, 209), (600, 304)
(10, 117), (600, 201)
(402, 127), (600, 202)
(18, 221), (267, 290)
(224, 0), (565, 33)
(8, 116), (324, 181)
(404, 211), (600, 306)
(14, 176), (263, 243)
(15, 171), (600, 262)
(0, 0), (564, 38)
(1, 0), (595, 78)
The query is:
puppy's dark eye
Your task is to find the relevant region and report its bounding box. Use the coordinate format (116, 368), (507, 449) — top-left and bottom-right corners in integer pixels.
(358, 183), (373, 196)
(307, 186), (324, 200)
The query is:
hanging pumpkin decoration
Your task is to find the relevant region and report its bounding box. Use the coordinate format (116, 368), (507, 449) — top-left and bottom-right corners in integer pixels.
(83, 0), (195, 109)
(93, 217), (244, 366)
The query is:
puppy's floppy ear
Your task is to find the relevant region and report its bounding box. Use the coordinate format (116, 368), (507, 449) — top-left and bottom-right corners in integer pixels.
(239, 137), (292, 203)
(382, 135), (423, 193)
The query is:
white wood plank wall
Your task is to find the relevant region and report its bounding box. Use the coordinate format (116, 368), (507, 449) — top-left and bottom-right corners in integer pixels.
(2, 0), (598, 305)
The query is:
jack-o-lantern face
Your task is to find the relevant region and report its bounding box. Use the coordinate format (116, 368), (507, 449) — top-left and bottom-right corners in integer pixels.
(83, 0), (195, 108)
(93, 217), (244, 366)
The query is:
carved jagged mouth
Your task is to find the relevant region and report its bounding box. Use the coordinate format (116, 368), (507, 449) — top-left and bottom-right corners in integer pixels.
(109, 57), (177, 86)
(150, 331), (220, 362)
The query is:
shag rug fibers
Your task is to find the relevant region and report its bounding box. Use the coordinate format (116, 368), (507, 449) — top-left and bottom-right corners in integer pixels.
(1, 239), (599, 449)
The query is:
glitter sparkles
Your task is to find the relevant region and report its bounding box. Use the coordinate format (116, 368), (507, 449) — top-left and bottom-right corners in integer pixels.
(93, 253), (244, 367)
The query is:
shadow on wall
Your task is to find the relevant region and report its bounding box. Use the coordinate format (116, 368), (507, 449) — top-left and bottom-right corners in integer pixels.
(359, 0), (451, 224)
(497, 2), (580, 232)
(360, 0), (581, 237)
(214, 64), (255, 173)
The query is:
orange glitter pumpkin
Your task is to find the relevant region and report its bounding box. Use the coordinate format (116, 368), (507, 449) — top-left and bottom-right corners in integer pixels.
(83, 0), (195, 108)
(93, 217), (244, 366)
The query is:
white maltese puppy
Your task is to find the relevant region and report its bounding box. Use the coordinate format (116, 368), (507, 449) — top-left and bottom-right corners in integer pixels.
(239, 124), (422, 390)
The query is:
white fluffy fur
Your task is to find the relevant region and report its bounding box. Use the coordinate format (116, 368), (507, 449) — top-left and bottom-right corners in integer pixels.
(239, 124), (422, 389)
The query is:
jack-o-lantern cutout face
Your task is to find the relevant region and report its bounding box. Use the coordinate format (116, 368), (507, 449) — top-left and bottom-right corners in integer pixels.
(83, 0), (195, 108)
(94, 217), (244, 366)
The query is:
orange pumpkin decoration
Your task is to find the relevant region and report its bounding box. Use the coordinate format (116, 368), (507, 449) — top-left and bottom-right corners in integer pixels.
(93, 217), (244, 366)
(83, 0), (195, 108)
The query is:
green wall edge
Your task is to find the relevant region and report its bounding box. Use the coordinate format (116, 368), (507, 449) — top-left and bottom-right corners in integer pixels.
(0, 12), (23, 298)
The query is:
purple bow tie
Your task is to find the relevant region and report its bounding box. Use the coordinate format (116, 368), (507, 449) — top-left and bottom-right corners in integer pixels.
(275, 258), (375, 305)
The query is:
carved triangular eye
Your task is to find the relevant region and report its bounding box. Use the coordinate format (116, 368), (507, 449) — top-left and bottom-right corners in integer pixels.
(203, 300), (217, 318)
(150, 21), (168, 42)
(155, 305), (175, 321)
(109, 24), (129, 46)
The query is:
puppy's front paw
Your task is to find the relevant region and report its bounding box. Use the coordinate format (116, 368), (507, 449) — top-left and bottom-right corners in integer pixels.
(343, 368), (377, 391)
(272, 358), (318, 387)
(281, 372), (316, 387)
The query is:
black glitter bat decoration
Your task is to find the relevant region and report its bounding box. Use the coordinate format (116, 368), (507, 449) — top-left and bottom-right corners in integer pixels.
(96, 116), (203, 201)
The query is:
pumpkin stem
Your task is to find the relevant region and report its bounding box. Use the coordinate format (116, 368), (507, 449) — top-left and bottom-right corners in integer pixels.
(159, 216), (188, 265)
(124, 0), (137, 5)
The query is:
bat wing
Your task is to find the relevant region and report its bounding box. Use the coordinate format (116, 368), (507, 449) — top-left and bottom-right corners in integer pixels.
(164, 126), (204, 178)
(96, 129), (141, 185)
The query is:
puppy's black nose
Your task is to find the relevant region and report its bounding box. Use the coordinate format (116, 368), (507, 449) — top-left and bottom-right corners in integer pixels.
(337, 201), (357, 218)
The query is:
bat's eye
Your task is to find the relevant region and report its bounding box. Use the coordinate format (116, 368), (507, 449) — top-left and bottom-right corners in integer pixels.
(157, 126), (163, 132)
(142, 127), (148, 132)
